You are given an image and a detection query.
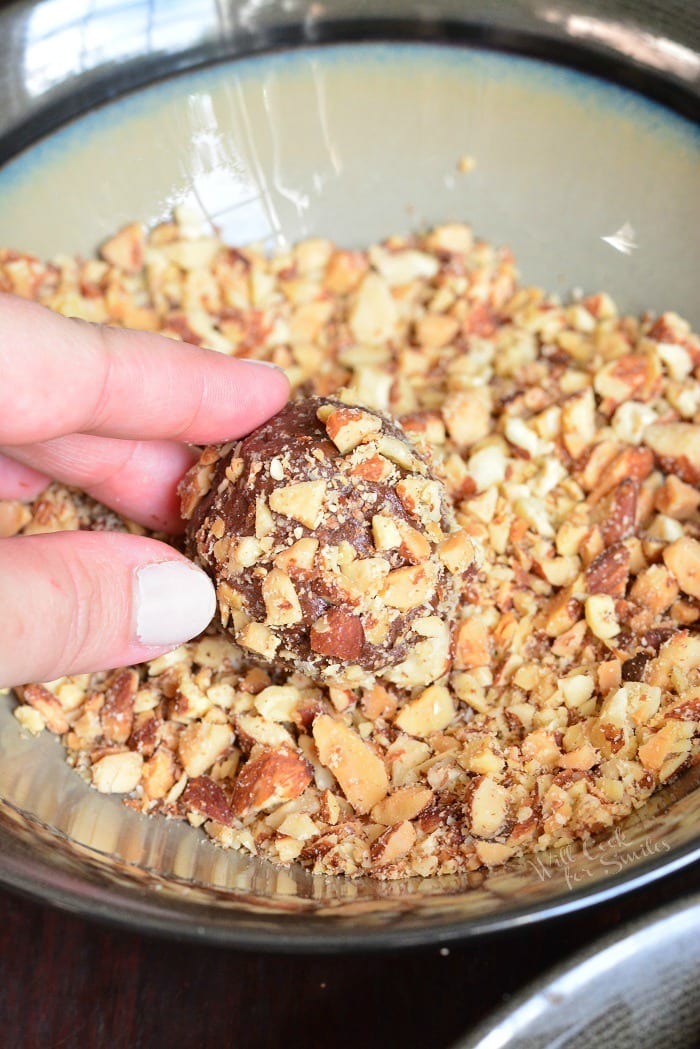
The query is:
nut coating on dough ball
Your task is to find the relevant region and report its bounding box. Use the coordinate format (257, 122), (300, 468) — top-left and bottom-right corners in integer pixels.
(180, 398), (476, 688)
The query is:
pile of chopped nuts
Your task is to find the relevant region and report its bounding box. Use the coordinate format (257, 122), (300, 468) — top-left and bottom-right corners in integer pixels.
(2, 213), (699, 878)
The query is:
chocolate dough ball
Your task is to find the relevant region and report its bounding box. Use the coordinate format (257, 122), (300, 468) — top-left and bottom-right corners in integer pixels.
(180, 398), (475, 689)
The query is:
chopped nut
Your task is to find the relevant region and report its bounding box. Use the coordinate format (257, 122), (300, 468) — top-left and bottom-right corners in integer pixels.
(372, 514), (402, 551)
(274, 537), (319, 575)
(361, 682), (398, 721)
(230, 747), (313, 818)
(142, 746), (176, 800)
(370, 785), (433, 825)
(585, 544), (630, 597)
(178, 721), (233, 778)
(0, 501), (31, 538)
(237, 713), (294, 750)
(475, 841), (515, 867)
(182, 775), (234, 826)
(238, 622), (280, 661)
(585, 594), (620, 640)
(101, 669), (137, 744)
(324, 406), (382, 453)
(454, 618), (491, 669)
(255, 496), (275, 538)
(269, 480), (327, 529)
(442, 389), (492, 448)
(313, 715), (389, 814)
(663, 536), (700, 600)
(654, 476), (700, 520)
(395, 685), (456, 738)
(100, 222), (144, 272)
(310, 609), (365, 661)
(561, 387), (596, 458)
(370, 820), (416, 864)
(92, 751), (143, 794)
(13, 705), (45, 734)
(20, 684), (69, 734)
(349, 272), (398, 345)
(629, 564), (678, 616)
(644, 422), (700, 482)
(381, 564), (434, 611)
(467, 776), (508, 838)
(437, 530), (476, 574)
(415, 313), (459, 349)
(637, 721), (693, 775)
(262, 568), (303, 626)
(253, 685), (301, 722)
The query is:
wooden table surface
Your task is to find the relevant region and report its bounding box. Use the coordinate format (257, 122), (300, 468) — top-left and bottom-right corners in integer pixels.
(1, 863), (697, 1049)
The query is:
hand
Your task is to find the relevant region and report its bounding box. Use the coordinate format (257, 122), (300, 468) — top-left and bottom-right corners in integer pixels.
(0, 294), (289, 687)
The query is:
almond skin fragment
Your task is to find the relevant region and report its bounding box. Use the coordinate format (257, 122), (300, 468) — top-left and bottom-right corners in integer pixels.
(312, 714), (389, 814)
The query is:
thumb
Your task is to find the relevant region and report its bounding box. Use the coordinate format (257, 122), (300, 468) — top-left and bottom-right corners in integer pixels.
(0, 532), (216, 688)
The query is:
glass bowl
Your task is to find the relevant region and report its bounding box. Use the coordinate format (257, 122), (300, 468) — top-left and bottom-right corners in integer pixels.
(0, 0), (698, 950)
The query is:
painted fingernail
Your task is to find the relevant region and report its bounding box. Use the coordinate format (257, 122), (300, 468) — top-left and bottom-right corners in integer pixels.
(133, 561), (216, 646)
(241, 358), (286, 371)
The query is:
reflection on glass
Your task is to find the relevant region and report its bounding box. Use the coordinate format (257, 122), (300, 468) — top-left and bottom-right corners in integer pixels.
(22, 0), (221, 97)
(539, 7), (700, 80)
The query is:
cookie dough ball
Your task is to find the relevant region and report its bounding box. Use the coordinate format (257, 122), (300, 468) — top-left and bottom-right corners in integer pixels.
(180, 398), (475, 689)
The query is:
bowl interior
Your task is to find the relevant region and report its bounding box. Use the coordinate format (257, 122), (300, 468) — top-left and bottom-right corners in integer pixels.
(0, 36), (699, 947)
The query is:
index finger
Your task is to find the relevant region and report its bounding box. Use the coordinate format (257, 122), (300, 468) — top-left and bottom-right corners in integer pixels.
(0, 294), (289, 445)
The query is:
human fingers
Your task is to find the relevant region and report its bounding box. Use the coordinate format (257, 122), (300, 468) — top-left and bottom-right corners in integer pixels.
(0, 453), (48, 500)
(0, 531), (216, 688)
(2, 434), (197, 533)
(0, 293), (289, 446)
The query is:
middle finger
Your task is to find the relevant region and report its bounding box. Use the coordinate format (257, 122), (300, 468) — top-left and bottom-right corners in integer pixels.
(1, 434), (198, 533)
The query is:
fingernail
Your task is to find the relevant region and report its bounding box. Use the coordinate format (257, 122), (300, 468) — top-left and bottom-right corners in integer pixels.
(134, 561), (216, 646)
(241, 358), (285, 372)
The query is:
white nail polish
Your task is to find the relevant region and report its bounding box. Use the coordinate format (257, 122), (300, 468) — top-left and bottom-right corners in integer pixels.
(134, 561), (216, 646)
(242, 358), (284, 371)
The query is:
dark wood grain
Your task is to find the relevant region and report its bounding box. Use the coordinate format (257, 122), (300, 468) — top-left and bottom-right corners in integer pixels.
(1, 865), (698, 1049)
